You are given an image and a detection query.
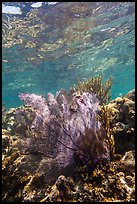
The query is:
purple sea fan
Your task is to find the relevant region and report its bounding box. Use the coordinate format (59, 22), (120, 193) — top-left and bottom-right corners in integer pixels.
(18, 89), (110, 171)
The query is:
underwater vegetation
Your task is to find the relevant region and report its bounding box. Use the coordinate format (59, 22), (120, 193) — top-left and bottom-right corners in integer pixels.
(71, 74), (113, 104)
(2, 75), (135, 202)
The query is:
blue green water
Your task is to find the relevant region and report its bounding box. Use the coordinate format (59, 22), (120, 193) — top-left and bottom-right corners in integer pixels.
(2, 2), (135, 109)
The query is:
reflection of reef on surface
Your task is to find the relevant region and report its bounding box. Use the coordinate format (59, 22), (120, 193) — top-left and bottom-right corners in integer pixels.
(2, 2), (97, 63)
(2, 87), (135, 202)
(2, 2), (134, 65)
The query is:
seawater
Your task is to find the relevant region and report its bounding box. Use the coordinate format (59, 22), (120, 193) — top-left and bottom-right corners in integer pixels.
(2, 2), (135, 109)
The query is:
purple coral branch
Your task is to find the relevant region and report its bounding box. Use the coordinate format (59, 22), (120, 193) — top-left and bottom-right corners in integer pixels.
(52, 120), (79, 149)
(47, 122), (77, 152)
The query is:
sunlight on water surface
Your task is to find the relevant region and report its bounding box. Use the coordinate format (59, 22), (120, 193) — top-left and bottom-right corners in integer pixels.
(2, 2), (135, 109)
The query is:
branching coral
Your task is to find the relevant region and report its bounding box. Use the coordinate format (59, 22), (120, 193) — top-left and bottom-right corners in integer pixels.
(99, 104), (115, 159)
(71, 74), (113, 104)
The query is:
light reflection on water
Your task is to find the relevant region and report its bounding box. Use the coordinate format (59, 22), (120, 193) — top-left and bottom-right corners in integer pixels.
(2, 2), (135, 109)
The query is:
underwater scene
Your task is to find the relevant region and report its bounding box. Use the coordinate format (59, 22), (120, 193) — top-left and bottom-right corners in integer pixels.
(2, 2), (135, 202)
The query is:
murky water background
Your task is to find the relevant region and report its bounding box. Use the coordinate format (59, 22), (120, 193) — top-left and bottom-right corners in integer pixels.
(2, 2), (135, 109)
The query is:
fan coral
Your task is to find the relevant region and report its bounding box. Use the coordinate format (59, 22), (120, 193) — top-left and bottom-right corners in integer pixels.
(75, 127), (109, 165)
(18, 89), (110, 171)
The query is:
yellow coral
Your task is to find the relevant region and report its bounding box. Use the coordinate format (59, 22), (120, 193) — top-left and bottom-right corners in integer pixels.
(100, 104), (115, 158)
(71, 74), (112, 104)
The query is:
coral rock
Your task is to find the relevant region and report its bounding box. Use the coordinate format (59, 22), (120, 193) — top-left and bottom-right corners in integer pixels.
(107, 89), (135, 154)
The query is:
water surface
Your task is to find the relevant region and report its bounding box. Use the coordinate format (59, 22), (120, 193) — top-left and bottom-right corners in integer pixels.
(2, 2), (135, 109)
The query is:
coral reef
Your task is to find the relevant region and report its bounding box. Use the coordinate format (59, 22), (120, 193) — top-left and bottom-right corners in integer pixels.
(40, 150), (135, 202)
(40, 89), (135, 202)
(106, 89), (135, 154)
(2, 89), (109, 201)
(71, 74), (113, 104)
(2, 89), (135, 202)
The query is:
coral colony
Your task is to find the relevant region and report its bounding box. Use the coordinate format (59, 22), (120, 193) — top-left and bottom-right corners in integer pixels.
(18, 87), (110, 172)
(2, 75), (113, 185)
(2, 74), (114, 190)
(2, 87), (135, 202)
